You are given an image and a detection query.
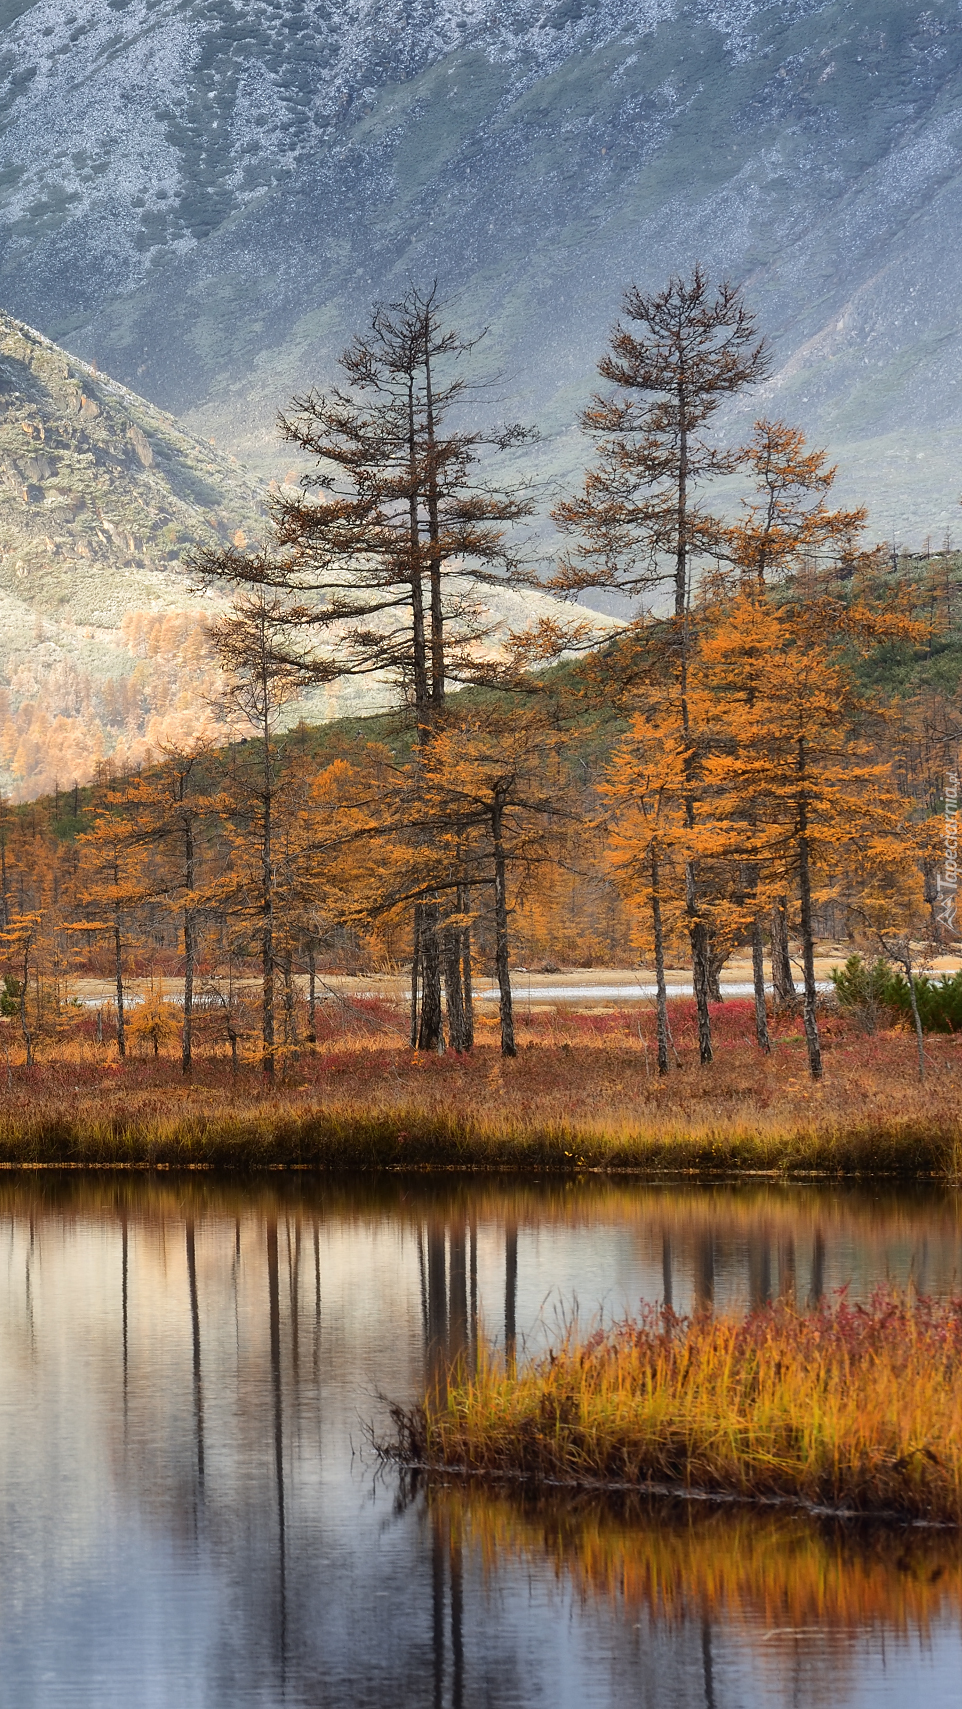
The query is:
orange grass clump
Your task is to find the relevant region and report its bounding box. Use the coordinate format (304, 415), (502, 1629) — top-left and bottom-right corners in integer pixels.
(389, 1291), (962, 1522)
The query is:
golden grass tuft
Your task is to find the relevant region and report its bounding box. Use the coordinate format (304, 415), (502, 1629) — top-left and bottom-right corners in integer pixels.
(388, 1291), (962, 1523)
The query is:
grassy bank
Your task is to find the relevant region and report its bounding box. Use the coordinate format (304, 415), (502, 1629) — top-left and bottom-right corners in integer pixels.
(386, 1291), (962, 1524)
(0, 1002), (961, 1172)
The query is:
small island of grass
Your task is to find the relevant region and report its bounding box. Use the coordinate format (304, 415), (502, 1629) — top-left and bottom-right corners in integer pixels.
(384, 1290), (962, 1525)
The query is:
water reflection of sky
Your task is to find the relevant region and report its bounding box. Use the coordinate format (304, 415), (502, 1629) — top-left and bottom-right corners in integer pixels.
(0, 1175), (960, 1707)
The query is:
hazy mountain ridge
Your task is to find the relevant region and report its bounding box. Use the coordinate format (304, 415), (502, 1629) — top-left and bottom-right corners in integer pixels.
(0, 311), (618, 799)
(0, 308), (267, 794)
(1, 1), (961, 540)
(0, 311), (264, 620)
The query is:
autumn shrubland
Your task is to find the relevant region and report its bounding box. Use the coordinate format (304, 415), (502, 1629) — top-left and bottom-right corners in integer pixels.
(0, 996), (960, 1172)
(385, 1288), (962, 1522)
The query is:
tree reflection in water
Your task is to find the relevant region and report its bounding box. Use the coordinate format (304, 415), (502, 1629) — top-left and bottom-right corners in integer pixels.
(418, 1480), (962, 1709)
(0, 1172), (959, 1707)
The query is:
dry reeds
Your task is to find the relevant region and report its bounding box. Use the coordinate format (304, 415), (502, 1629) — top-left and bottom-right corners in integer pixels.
(388, 1291), (962, 1523)
(0, 1010), (959, 1172)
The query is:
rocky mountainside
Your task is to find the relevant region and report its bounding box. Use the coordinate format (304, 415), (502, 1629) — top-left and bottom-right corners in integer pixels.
(1, 0), (961, 541)
(0, 312), (263, 617)
(0, 312), (613, 799)
(0, 311), (265, 795)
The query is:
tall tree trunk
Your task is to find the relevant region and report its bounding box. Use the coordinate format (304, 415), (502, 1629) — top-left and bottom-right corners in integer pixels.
(899, 953), (926, 1083)
(19, 933), (33, 1069)
(407, 372), (430, 725)
(679, 601), (711, 1065)
(410, 905), (421, 1048)
(182, 906), (194, 1073)
(651, 851), (670, 1076)
(307, 942), (317, 1045)
(706, 938), (724, 1003)
(423, 320), (445, 712)
(262, 918), (275, 1078)
(491, 790), (516, 1057)
(770, 899), (796, 1003)
(282, 951), (297, 1050)
(417, 902), (444, 1053)
(261, 800), (274, 1080)
(675, 382), (688, 618)
(751, 914), (771, 1053)
(260, 691), (276, 1079)
(181, 819), (194, 1076)
(796, 808), (823, 1081)
(459, 886), (474, 1052)
(690, 919), (713, 1065)
(441, 920), (466, 1053)
(113, 906), (126, 1060)
(686, 861), (713, 1066)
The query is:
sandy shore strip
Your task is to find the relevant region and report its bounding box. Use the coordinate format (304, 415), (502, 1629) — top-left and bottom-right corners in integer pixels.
(63, 951), (962, 1010)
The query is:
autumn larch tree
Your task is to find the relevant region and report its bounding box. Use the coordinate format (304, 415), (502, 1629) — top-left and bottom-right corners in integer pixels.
(725, 419), (868, 1010)
(554, 268), (769, 1064)
(602, 705), (690, 1074)
(695, 587), (921, 1080)
(77, 770), (151, 1059)
(0, 912), (41, 1066)
(116, 748), (215, 1074)
(210, 589), (304, 1078)
(337, 705), (567, 1057)
(190, 284), (535, 1052)
(412, 708), (567, 1058)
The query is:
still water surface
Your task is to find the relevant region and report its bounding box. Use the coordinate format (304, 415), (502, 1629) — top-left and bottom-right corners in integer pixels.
(1, 1173), (960, 1708)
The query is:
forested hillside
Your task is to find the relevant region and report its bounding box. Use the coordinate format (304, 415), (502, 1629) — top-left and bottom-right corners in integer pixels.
(1, 542), (955, 1065)
(3, 271), (961, 1086)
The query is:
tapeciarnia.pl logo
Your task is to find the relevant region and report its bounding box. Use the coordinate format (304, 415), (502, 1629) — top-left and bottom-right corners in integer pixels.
(936, 770), (959, 934)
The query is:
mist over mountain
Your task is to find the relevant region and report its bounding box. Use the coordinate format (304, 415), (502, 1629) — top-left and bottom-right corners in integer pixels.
(0, 0), (960, 545)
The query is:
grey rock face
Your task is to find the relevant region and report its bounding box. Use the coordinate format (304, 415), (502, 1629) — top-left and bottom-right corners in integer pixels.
(1, 0), (961, 539)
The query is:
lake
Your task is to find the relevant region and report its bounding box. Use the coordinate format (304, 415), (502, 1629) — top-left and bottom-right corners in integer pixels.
(1, 1173), (960, 1707)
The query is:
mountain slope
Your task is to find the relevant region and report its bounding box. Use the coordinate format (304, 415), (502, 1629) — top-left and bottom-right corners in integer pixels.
(1, 1), (961, 538)
(0, 311), (263, 618)
(0, 313), (617, 799)
(0, 310), (267, 795)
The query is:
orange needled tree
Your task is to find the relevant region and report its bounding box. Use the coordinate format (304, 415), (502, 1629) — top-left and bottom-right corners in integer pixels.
(722, 417), (870, 1010)
(76, 771), (151, 1060)
(111, 748), (216, 1075)
(190, 285), (537, 1053)
(602, 705), (689, 1074)
(553, 268), (769, 1066)
(208, 588), (304, 1079)
(694, 586), (924, 1080)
